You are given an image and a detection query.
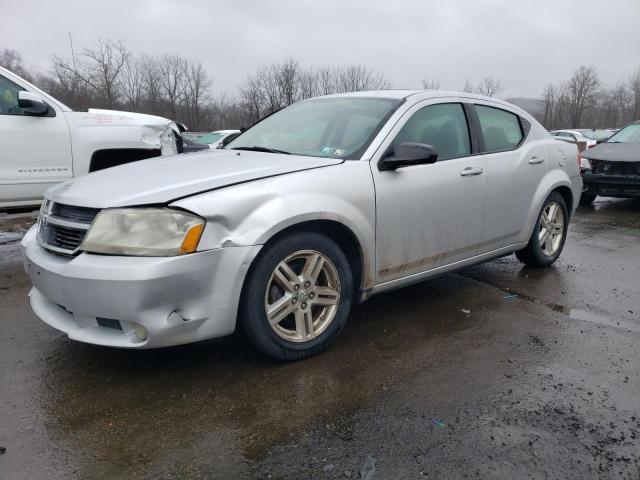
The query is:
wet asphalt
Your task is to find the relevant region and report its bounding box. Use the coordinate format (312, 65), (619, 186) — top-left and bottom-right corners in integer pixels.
(0, 199), (638, 480)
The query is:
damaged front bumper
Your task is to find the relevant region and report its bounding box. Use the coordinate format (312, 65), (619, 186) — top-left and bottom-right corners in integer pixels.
(20, 226), (260, 348)
(582, 171), (640, 198)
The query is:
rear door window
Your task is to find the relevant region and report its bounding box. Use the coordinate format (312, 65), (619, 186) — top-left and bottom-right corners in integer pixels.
(476, 105), (523, 152)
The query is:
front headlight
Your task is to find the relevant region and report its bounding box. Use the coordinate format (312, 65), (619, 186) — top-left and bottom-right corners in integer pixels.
(80, 208), (204, 256)
(579, 157), (592, 170)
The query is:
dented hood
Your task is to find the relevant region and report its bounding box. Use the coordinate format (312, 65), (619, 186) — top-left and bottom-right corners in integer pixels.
(582, 142), (640, 163)
(46, 149), (343, 208)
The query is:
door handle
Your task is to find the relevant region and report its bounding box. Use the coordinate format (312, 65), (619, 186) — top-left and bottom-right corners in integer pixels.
(460, 166), (483, 176)
(528, 156), (545, 164)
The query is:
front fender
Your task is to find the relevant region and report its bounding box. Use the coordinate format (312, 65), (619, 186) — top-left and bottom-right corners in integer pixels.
(63, 111), (176, 177)
(172, 162), (377, 288)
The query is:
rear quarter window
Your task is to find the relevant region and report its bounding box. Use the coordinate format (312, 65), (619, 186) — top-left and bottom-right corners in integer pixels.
(476, 105), (524, 152)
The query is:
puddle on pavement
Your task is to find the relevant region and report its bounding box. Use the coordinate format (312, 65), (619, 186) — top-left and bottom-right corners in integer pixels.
(492, 286), (640, 334)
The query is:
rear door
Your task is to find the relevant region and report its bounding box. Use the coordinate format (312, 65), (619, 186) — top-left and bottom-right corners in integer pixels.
(0, 72), (72, 207)
(471, 102), (548, 252)
(371, 100), (487, 283)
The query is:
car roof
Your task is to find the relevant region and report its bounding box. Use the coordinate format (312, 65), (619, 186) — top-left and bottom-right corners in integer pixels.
(314, 90), (528, 113)
(553, 129), (582, 134)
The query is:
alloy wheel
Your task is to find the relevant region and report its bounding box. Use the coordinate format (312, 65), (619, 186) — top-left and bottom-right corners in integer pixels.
(264, 250), (341, 342)
(538, 201), (565, 256)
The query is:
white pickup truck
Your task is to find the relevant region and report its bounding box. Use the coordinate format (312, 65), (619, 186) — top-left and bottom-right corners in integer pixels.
(0, 66), (182, 209)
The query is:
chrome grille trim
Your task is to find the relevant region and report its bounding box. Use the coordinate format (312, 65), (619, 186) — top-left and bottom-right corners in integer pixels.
(51, 203), (100, 223)
(44, 216), (92, 231)
(38, 202), (100, 256)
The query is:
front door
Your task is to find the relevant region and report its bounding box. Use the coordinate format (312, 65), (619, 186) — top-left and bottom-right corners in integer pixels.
(0, 73), (72, 207)
(371, 101), (487, 284)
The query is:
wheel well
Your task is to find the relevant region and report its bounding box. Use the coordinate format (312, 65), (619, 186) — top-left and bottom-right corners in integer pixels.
(554, 186), (573, 215)
(263, 220), (365, 301)
(89, 149), (161, 172)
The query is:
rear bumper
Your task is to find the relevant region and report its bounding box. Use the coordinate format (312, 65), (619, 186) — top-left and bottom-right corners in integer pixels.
(21, 226), (261, 348)
(582, 172), (640, 197)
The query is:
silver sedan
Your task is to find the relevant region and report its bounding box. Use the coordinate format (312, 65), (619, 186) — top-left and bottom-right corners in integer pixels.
(21, 91), (582, 360)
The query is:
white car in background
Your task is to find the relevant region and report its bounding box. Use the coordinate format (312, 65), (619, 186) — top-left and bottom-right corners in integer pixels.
(182, 130), (241, 149)
(549, 129), (597, 149)
(0, 66), (183, 209)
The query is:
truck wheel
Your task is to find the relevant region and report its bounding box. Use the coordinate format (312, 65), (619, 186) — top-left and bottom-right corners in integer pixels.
(239, 232), (353, 360)
(580, 189), (597, 205)
(516, 192), (568, 267)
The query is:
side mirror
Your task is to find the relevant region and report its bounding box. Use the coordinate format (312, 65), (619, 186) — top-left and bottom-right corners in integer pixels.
(18, 91), (49, 116)
(379, 142), (438, 171)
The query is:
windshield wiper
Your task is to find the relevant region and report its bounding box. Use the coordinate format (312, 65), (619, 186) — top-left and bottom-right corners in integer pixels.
(230, 146), (291, 155)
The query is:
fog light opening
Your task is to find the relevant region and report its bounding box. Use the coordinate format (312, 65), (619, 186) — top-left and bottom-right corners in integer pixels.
(134, 323), (148, 342)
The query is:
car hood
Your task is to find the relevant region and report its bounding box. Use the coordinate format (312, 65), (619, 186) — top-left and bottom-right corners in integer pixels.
(46, 150), (343, 208)
(582, 143), (640, 162)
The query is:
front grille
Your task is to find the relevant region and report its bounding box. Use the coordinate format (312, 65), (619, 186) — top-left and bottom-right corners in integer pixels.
(51, 203), (100, 223)
(39, 202), (99, 256)
(591, 160), (640, 176)
(44, 224), (86, 251)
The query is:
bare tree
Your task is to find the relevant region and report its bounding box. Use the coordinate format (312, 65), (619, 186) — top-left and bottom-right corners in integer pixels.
(121, 56), (145, 111)
(0, 49), (33, 80)
(140, 55), (162, 115)
(239, 74), (263, 124)
(541, 83), (556, 128)
(183, 60), (211, 128)
(157, 54), (188, 119)
(278, 58), (300, 106)
(477, 77), (503, 97)
(566, 65), (600, 128)
(298, 69), (320, 100)
(334, 65), (390, 92)
(16, 38), (638, 132)
(82, 38), (130, 108)
(629, 68), (640, 121)
(51, 53), (93, 110)
(52, 38), (130, 109)
(421, 77), (441, 90)
(317, 67), (335, 95)
(461, 79), (474, 93)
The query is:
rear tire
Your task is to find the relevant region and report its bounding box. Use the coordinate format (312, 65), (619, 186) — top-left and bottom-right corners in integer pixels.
(580, 189), (597, 205)
(239, 231), (353, 360)
(516, 191), (568, 267)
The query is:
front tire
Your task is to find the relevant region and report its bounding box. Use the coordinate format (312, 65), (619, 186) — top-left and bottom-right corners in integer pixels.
(516, 192), (569, 267)
(239, 231), (353, 360)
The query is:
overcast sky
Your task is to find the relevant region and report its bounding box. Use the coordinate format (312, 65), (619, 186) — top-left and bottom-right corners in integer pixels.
(2, 0), (639, 99)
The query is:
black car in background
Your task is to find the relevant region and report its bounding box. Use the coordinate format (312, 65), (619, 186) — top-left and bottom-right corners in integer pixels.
(580, 121), (640, 204)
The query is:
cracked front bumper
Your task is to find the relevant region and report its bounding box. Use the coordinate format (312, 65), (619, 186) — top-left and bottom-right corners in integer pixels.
(582, 172), (640, 197)
(20, 226), (261, 348)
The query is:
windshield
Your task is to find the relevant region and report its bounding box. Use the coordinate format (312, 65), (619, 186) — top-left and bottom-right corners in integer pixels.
(605, 124), (640, 143)
(225, 97), (401, 159)
(579, 130), (612, 141)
